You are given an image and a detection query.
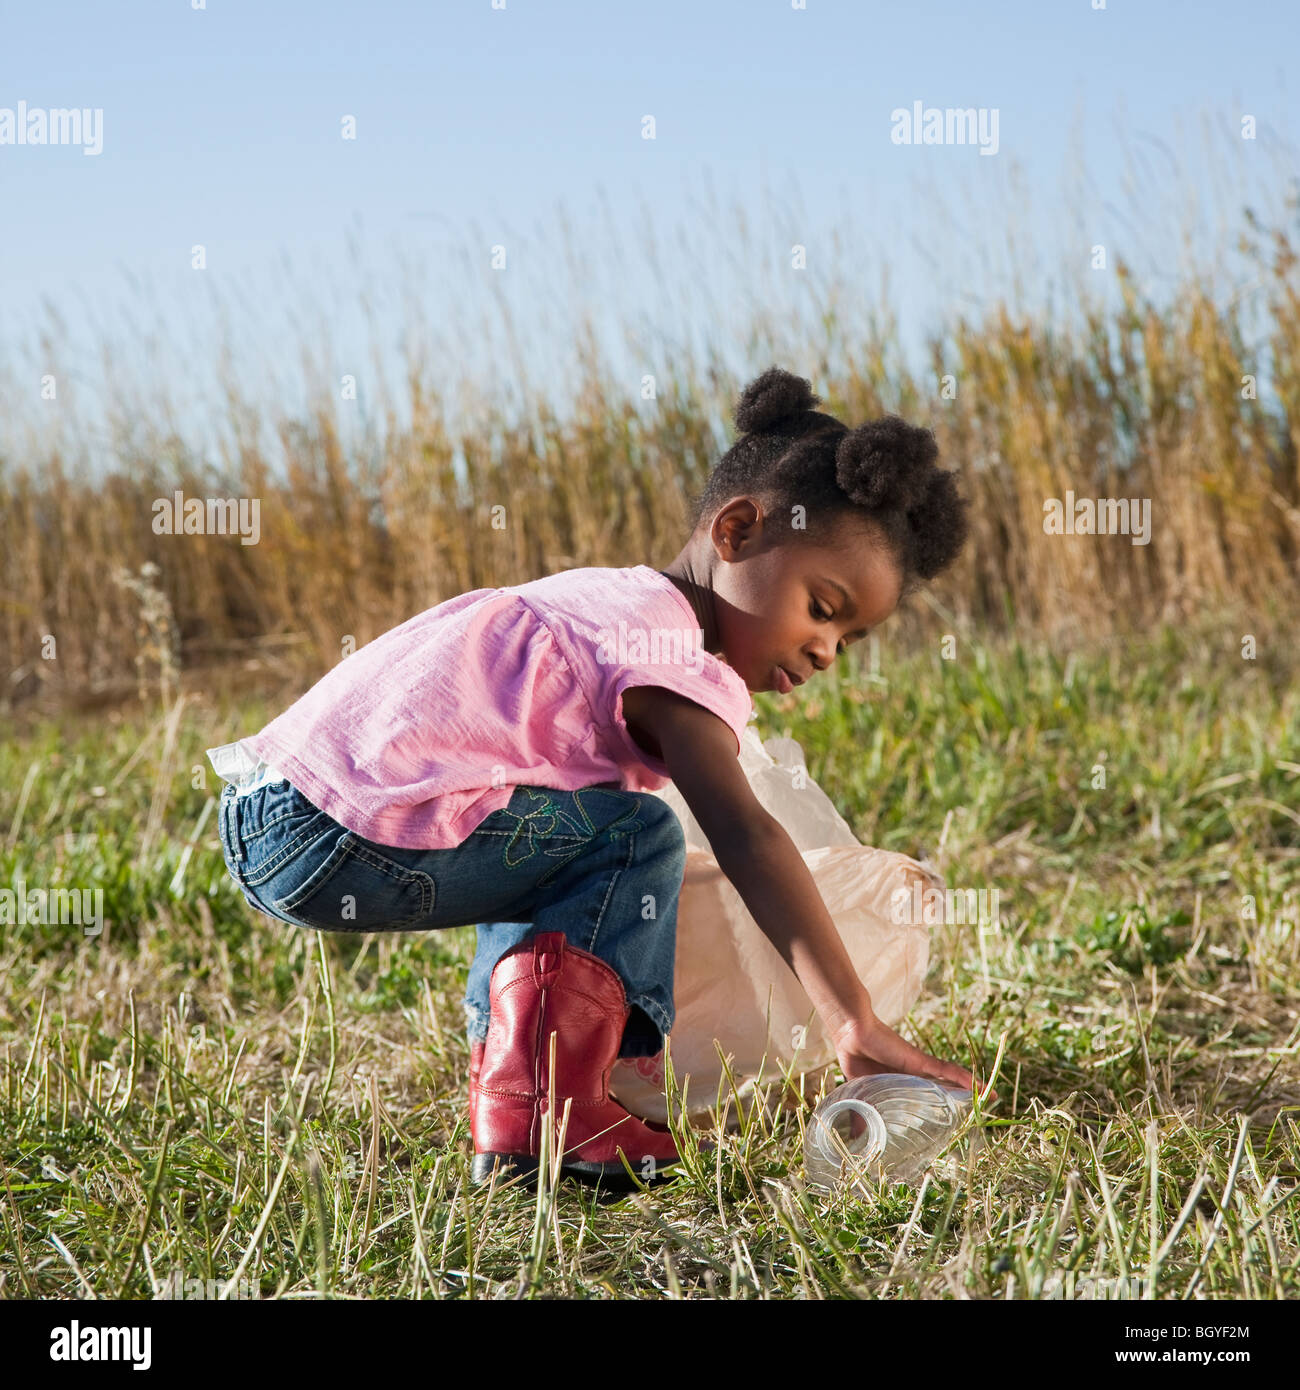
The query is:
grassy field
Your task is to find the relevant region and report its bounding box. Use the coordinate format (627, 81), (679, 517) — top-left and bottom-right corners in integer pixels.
(2, 613), (1297, 1300)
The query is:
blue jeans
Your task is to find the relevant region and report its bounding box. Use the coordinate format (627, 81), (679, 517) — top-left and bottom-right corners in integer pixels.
(216, 779), (686, 1058)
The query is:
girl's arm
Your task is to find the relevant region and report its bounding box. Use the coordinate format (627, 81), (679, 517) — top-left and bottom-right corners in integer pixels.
(624, 685), (983, 1092)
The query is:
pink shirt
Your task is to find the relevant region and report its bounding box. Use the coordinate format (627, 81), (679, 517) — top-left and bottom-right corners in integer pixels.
(239, 565), (755, 849)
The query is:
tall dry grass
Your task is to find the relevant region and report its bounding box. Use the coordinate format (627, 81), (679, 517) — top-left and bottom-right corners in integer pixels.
(2, 191), (1298, 710)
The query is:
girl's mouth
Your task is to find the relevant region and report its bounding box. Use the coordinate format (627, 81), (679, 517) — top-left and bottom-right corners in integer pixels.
(772, 665), (793, 694)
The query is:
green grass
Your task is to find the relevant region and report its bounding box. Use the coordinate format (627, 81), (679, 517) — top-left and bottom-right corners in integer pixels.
(2, 617), (1298, 1299)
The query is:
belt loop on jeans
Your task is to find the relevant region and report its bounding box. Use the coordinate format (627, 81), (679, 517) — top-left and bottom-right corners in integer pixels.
(221, 785), (246, 866)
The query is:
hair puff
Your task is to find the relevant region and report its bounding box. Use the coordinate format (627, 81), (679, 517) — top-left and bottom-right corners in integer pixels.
(835, 416), (937, 514)
(732, 366), (821, 434)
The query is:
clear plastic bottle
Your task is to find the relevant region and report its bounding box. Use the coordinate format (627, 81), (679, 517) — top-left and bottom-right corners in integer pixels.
(803, 1074), (974, 1195)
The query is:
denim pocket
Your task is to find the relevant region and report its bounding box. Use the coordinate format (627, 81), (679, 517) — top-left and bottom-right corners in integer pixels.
(241, 780), (324, 842)
(270, 832), (436, 931)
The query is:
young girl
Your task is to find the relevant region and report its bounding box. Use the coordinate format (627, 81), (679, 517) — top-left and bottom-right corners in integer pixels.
(211, 365), (984, 1190)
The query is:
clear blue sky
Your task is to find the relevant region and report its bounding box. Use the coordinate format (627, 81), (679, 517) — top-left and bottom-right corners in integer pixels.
(1, 0), (1295, 468)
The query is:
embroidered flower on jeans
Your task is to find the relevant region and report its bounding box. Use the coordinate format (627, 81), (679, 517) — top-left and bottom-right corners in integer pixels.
(490, 785), (648, 886)
(496, 788), (561, 869)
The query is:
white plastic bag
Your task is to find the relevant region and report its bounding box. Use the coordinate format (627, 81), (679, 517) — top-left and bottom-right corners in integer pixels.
(607, 726), (944, 1127)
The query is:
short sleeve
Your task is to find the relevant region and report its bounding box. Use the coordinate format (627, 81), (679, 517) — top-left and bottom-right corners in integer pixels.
(609, 663), (752, 776)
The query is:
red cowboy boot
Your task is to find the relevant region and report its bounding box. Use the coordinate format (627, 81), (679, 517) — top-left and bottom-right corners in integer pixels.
(468, 1038), (485, 1129)
(470, 932), (684, 1188)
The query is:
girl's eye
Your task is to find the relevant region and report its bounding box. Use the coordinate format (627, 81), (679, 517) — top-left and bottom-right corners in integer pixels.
(812, 598), (846, 653)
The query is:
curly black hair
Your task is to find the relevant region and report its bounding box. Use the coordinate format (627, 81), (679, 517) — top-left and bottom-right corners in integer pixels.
(686, 366), (969, 601)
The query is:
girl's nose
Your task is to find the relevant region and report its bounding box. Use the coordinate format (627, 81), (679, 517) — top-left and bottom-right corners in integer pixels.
(804, 642), (834, 674)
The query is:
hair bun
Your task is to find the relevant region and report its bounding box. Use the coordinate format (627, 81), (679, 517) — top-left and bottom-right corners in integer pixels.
(732, 366), (821, 434)
(834, 415), (937, 512)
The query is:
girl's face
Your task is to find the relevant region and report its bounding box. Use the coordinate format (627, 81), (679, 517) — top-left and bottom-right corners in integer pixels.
(708, 499), (904, 693)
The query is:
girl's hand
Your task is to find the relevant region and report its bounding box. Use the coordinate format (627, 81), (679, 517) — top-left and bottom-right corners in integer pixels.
(831, 1013), (996, 1101)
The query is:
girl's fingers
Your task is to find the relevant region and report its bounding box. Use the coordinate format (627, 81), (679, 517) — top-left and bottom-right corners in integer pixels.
(852, 1019), (993, 1098)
